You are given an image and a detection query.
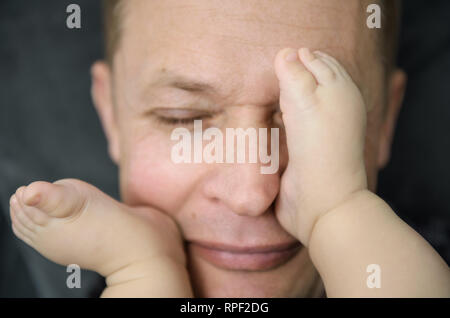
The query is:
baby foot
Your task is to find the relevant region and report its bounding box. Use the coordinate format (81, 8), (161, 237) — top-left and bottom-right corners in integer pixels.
(9, 179), (186, 278)
(274, 48), (368, 245)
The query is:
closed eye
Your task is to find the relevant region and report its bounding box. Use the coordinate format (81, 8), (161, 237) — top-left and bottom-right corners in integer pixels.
(148, 107), (214, 126)
(155, 115), (212, 125)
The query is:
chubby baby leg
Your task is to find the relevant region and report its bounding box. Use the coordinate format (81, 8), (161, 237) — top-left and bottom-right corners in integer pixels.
(9, 178), (192, 297)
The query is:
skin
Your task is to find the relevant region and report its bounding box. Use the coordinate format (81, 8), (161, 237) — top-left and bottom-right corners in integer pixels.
(10, 179), (194, 297)
(91, 0), (406, 297)
(10, 47), (448, 298)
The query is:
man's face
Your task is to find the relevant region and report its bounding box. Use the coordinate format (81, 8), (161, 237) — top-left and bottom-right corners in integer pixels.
(99, 0), (394, 297)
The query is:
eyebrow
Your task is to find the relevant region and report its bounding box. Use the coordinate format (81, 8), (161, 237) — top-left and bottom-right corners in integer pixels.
(153, 69), (220, 95)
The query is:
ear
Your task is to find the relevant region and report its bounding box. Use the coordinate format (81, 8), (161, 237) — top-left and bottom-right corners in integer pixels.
(377, 69), (407, 169)
(90, 61), (120, 164)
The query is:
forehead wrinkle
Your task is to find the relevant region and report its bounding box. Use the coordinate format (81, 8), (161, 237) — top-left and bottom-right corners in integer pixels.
(142, 0), (361, 49)
(141, 42), (364, 112)
(141, 67), (239, 109)
(162, 70), (228, 96)
(154, 70), (218, 94)
(122, 0), (375, 110)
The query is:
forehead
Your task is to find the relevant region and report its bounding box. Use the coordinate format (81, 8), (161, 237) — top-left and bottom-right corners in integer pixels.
(118, 0), (375, 105)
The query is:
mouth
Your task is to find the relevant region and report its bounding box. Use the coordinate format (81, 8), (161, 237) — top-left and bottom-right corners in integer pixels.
(188, 240), (302, 271)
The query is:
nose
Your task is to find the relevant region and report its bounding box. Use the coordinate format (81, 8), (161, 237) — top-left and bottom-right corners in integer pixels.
(202, 162), (281, 217)
(200, 104), (289, 217)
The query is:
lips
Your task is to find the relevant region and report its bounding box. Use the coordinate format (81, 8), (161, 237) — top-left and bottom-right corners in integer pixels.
(188, 240), (302, 271)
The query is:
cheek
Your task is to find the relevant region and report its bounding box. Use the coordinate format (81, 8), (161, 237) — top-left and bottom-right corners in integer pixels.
(118, 134), (202, 214)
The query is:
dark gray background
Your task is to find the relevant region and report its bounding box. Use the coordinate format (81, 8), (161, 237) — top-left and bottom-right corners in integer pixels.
(0, 0), (449, 297)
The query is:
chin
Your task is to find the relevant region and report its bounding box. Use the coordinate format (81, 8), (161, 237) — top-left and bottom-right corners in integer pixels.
(187, 246), (323, 298)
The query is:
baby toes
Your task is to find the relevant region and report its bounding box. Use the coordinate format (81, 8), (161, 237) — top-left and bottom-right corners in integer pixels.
(298, 48), (337, 85)
(21, 204), (50, 226)
(275, 47), (318, 110)
(10, 195), (35, 231)
(10, 195), (37, 244)
(22, 180), (86, 219)
(313, 51), (352, 81)
(11, 223), (34, 247)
